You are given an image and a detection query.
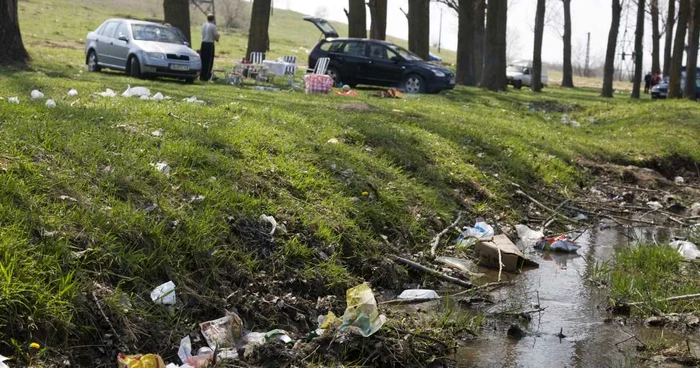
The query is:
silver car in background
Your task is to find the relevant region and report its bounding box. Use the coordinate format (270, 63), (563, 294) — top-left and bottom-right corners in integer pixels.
(85, 19), (201, 83)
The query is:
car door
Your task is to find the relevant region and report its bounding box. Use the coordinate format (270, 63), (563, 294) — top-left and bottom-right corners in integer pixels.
(337, 41), (367, 84)
(96, 21), (118, 66)
(109, 21), (131, 69)
(363, 44), (405, 85)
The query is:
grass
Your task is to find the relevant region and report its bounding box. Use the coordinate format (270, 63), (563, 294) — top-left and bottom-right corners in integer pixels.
(1, 0), (699, 364)
(605, 246), (700, 316)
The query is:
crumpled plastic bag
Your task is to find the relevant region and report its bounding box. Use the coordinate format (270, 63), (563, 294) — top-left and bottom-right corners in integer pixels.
(339, 283), (386, 337)
(535, 235), (580, 253)
(151, 92), (164, 101)
(117, 353), (166, 368)
(122, 85), (151, 98)
(456, 221), (495, 248)
(318, 311), (341, 329)
(183, 96), (205, 104)
(150, 281), (176, 305)
(200, 312), (243, 349)
(46, 99), (56, 108)
(31, 89), (44, 100)
(67, 89), (78, 96)
(98, 88), (116, 97)
(516, 224), (544, 247)
(670, 240), (700, 260)
(8, 97), (19, 104)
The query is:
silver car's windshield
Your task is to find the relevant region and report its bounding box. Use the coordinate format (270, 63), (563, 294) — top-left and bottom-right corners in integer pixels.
(132, 24), (185, 44)
(386, 44), (422, 61)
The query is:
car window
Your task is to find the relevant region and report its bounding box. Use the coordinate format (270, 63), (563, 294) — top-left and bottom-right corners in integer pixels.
(343, 42), (366, 57)
(115, 22), (129, 40)
(367, 44), (389, 60)
(328, 41), (344, 53)
(100, 21), (118, 38)
(131, 24), (186, 44)
(386, 44), (422, 61)
(319, 42), (332, 51)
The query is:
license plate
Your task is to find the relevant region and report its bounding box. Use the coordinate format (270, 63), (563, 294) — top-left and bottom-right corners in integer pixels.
(170, 64), (190, 71)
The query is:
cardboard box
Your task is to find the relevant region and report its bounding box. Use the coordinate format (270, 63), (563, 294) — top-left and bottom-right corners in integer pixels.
(474, 234), (539, 272)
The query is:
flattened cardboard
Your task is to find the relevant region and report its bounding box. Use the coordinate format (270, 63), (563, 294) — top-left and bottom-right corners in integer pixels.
(474, 234), (539, 272)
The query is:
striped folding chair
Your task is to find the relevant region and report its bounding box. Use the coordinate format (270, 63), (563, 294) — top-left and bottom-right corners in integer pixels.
(313, 57), (330, 75)
(282, 55), (297, 84)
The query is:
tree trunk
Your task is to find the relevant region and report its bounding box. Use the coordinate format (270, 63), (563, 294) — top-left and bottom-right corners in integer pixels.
(561, 0), (574, 87)
(532, 0), (546, 92)
(651, 0), (661, 74)
(602, 0), (623, 97)
(163, 0), (191, 45)
(631, 0), (645, 98)
(473, 0), (485, 83)
(246, 0), (272, 59)
(408, 0), (430, 60)
(663, 0), (676, 76)
(669, 0), (690, 98)
(684, 0), (700, 99)
(481, 0), (507, 91)
(368, 0), (388, 40)
(0, 0), (30, 65)
(348, 0), (366, 38)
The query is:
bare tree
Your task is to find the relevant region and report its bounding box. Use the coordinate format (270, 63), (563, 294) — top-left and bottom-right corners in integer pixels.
(532, 0), (546, 91)
(662, 0), (675, 75)
(246, 0), (271, 58)
(368, 0), (388, 40)
(506, 26), (521, 63)
(481, 0), (508, 90)
(668, 0), (689, 98)
(406, 0), (430, 60)
(0, 0), (29, 65)
(219, 0), (250, 29)
(684, 0), (700, 99)
(164, 0), (191, 44)
(561, 0), (575, 87)
(602, 0), (624, 97)
(346, 0), (366, 38)
(631, 0), (645, 98)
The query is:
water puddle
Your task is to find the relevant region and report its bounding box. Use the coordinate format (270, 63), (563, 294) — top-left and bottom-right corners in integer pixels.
(453, 225), (694, 368)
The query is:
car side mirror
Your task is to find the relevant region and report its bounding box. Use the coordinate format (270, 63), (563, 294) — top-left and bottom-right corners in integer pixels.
(391, 56), (400, 63)
(118, 36), (129, 42)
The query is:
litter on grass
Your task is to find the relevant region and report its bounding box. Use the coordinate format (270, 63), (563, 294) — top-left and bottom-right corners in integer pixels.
(8, 97), (19, 104)
(151, 92), (164, 101)
(46, 99), (56, 108)
(150, 281), (176, 305)
(184, 96), (205, 104)
(535, 235), (581, 253)
(151, 129), (163, 137)
(151, 161), (171, 174)
(122, 85), (151, 98)
(456, 221), (495, 248)
(117, 353), (166, 368)
(670, 240), (700, 260)
(200, 312), (243, 349)
(98, 89), (116, 98)
(259, 214), (286, 235)
(68, 89), (78, 96)
(435, 256), (484, 277)
(397, 289), (439, 300)
(339, 283), (387, 337)
(31, 90), (45, 100)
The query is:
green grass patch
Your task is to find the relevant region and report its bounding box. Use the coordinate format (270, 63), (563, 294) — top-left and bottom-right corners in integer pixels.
(607, 246), (700, 316)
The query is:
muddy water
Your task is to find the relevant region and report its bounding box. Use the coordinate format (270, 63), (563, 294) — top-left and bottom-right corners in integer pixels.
(454, 225), (688, 368)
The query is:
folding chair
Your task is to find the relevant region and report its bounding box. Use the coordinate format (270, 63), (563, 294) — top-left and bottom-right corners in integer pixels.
(312, 57), (330, 75)
(248, 52), (267, 85)
(282, 55), (297, 85)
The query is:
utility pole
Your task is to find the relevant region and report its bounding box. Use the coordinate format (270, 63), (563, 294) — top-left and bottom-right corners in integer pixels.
(585, 32), (591, 77)
(438, 7), (443, 53)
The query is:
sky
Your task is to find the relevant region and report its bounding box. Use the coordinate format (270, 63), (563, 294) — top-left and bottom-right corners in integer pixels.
(275, 0), (660, 71)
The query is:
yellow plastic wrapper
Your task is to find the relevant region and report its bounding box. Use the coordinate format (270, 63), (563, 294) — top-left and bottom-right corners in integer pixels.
(339, 283), (387, 337)
(319, 311), (341, 329)
(117, 353), (166, 368)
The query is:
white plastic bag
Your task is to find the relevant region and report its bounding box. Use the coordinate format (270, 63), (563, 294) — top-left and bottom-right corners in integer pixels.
(150, 281), (176, 305)
(67, 89), (78, 96)
(151, 92), (164, 101)
(397, 289), (439, 300)
(45, 99), (56, 108)
(31, 89), (45, 100)
(122, 85), (151, 97)
(515, 224), (544, 247)
(98, 88), (116, 98)
(670, 240), (700, 260)
(456, 221), (494, 247)
(8, 97), (19, 104)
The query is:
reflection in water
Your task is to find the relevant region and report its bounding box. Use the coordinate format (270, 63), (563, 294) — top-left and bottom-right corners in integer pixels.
(454, 225), (692, 368)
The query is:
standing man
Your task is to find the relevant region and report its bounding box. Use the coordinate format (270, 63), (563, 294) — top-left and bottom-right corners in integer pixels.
(644, 72), (652, 94)
(200, 14), (220, 81)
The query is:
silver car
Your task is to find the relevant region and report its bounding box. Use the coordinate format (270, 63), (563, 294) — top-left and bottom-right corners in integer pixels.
(85, 19), (201, 83)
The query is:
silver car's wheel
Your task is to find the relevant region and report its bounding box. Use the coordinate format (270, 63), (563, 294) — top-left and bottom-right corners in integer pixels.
(87, 51), (101, 72)
(404, 74), (424, 94)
